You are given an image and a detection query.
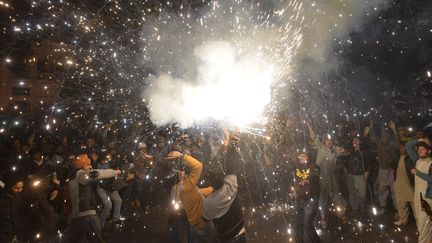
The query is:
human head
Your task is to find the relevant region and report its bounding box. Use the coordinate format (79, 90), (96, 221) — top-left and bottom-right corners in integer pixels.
(416, 130), (424, 139)
(323, 135), (333, 148)
(10, 181), (24, 197)
(73, 154), (92, 171)
(352, 137), (360, 150)
(184, 137), (193, 147)
(178, 171), (186, 181)
(5, 175), (24, 197)
(417, 141), (431, 159)
(297, 150), (309, 164)
(207, 166), (225, 191)
(32, 151), (44, 163)
(89, 152), (98, 162)
(138, 143), (147, 153)
(86, 138), (95, 147)
(381, 132), (389, 144)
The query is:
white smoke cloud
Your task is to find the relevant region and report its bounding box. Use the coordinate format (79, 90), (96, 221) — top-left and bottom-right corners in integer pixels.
(144, 40), (275, 128)
(141, 0), (390, 128)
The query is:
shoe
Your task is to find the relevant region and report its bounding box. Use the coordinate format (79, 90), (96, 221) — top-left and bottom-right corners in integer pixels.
(394, 220), (406, 226)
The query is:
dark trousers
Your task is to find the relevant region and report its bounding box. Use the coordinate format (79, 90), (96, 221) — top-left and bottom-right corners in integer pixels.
(190, 223), (220, 243)
(131, 179), (154, 206)
(293, 198), (320, 243)
(170, 214), (194, 243)
(69, 215), (103, 243)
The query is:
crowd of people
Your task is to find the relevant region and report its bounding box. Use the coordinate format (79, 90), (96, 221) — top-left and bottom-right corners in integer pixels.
(0, 115), (432, 243)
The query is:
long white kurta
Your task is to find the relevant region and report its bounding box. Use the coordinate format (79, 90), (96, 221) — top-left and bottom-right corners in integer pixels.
(394, 155), (414, 202)
(414, 157), (432, 243)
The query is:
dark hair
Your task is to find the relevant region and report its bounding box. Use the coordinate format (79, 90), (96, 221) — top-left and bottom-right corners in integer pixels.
(208, 171), (225, 191)
(417, 141), (431, 151)
(4, 173), (24, 190)
(297, 148), (311, 158)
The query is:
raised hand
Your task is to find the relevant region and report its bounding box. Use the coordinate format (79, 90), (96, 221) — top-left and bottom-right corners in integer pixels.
(388, 120), (396, 131)
(50, 190), (58, 201)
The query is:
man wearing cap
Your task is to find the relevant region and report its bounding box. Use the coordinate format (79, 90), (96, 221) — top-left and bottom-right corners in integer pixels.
(68, 154), (121, 243)
(411, 142), (432, 243)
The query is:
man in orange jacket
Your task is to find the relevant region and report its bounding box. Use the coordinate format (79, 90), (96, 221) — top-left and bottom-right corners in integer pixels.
(166, 151), (218, 242)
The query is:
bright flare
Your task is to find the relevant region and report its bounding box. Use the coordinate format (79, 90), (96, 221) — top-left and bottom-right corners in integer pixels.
(146, 41), (276, 128)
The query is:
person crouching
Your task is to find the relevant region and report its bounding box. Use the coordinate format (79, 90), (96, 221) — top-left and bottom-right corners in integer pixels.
(202, 129), (245, 243)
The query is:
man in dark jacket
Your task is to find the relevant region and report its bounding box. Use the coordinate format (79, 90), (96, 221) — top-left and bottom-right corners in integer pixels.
(22, 150), (60, 243)
(203, 130), (245, 243)
(345, 137), (371, 215)
(292, 149), (321, 243)
(0, 175), (24, 243)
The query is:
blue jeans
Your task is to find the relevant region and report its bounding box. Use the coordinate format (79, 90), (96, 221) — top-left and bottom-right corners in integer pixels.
(96, 188), (122, 227)
(170, 217), (194, 243)
(293, 198), (320, 243)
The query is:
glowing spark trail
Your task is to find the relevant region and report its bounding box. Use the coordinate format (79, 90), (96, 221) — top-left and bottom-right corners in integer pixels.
(142, 0), (305, 128)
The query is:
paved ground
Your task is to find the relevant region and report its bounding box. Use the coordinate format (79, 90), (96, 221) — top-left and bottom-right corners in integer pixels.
(104, 204), (418, 243)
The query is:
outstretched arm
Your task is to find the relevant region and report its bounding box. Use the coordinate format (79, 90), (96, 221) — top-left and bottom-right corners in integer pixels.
(77, 169), (120, 185)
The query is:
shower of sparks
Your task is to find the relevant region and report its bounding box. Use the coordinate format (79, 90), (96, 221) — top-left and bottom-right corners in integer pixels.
(142, 0), (305, 128)
(0, 0), (430, 241)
